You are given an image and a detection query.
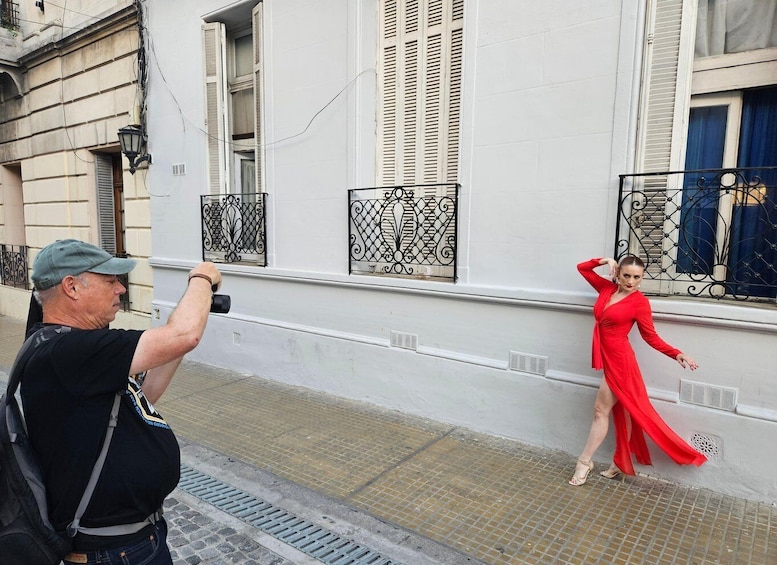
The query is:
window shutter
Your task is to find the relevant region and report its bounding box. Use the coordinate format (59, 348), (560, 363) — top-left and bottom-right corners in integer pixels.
(403, 8), (418, 186)
(638, 0), (692, 174)
(379, 0), (399, 186)
(203, 22), (229, 195)
(632, 0), (695, 278)
(252, 3), (264, 195)
(447, 0), (463, 185)
(422, 29), (441, 185)
(378, 0), (463, 189)
(96, 154), (117, 255)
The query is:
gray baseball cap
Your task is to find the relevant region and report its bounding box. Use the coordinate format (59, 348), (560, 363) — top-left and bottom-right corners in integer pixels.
(32, 239), (136, 290)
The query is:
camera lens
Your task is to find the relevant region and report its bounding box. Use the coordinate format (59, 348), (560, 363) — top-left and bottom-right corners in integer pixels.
(210, 294), (231, 314)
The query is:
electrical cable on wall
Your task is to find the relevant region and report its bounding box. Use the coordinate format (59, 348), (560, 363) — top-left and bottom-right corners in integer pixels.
(55, 0), (92, 166)
(146, 25), (376, 152)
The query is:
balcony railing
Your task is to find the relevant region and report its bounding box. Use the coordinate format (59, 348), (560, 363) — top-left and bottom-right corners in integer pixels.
(0, 1), (20, 30)
(348, 183), (459, 282)
(201, 193), (267, 265)
(0, 243), (28, 289)
(616, 167), (777, 301)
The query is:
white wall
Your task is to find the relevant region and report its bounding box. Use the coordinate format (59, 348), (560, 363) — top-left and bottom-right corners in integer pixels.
(146, 0), (777, 503)
(467, 1), (624, 288)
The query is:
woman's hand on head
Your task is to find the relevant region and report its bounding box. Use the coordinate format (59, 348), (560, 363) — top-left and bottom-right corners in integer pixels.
(676, 353), (698, 371)
(600, 258), (618, 281)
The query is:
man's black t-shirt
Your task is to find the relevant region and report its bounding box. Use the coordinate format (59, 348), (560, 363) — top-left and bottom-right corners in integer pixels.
(20, 327), (180, 538)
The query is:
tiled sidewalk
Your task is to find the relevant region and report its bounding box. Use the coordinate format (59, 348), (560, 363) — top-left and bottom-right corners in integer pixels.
(2, 315), (775, 564)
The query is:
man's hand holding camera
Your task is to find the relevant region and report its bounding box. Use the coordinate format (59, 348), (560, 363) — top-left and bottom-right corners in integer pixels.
(187, 263), (230, 314)
(188, 262), (222, 292)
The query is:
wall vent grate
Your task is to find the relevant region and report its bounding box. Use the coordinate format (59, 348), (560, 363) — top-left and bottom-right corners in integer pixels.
(390, 331), (418, 351)
(690, 432), (721, 461)
(172, 163), (186, 175)
(680, 380), (737, 411)
(177, 465), (401, 564)
(508, 351), (548, 376)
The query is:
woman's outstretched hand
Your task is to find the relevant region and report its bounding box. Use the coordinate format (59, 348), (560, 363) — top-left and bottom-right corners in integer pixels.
(676, 353), (698, 370)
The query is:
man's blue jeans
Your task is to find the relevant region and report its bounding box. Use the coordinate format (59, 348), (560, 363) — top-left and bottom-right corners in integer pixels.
(62, 519), (172, 565)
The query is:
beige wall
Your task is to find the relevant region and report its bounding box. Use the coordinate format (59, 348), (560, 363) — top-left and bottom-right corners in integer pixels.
(0, 3), (150, 329)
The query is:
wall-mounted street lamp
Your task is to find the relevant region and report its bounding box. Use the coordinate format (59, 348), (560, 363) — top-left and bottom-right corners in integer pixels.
(117, 124), (152, 174)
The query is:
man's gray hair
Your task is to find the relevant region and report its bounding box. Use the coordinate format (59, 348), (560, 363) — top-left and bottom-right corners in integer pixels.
(34, 273), (91, 306)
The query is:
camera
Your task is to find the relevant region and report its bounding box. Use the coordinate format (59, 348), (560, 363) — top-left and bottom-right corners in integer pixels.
(210, 294), (231, 314)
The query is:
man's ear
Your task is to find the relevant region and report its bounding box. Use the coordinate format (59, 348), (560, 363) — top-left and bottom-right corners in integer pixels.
(61, 275), (79, 298)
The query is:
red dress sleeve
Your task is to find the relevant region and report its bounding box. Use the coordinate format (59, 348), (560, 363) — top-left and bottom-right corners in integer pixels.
(634, 294), (682, 359)
(577, 258), (612, 293)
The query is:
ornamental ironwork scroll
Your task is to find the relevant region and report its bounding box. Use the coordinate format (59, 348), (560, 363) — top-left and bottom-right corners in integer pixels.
(201, 193), (267, 265)
(616, 167), (777, 301)
(348, 184), (459, 281)
(0, 244), (28, 289)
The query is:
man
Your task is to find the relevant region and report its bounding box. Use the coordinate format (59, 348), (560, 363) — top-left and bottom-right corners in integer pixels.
(20, 239), (221, 564)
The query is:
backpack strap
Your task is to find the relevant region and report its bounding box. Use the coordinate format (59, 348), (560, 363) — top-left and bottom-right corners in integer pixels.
(64, 362), (163, 538)
(69, 509), (164, 537)
(5, 325), (68, 399)
(66, 392), (122, 538)
(66, 393), (165, 538)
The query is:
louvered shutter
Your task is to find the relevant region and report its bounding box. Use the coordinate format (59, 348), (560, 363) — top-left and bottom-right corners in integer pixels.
(203, 22), (229, 195)
(447, 0), (463, 185)
(638, 0), (694, 174)
(422, 3), (442, 186)
(379, 0), (400, 186)
(632, 0), (695, 283)
(378, 0), (463, 190)
(252, 3), (264, 195)
(96, 154), (117, 254)
(403, 0), (419, 186)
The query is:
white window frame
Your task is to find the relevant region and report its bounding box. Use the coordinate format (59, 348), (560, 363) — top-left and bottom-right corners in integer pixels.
(202, 2), (264, 197)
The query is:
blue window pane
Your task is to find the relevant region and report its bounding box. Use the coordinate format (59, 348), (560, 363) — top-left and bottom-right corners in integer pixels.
(677, 106), (727, 274)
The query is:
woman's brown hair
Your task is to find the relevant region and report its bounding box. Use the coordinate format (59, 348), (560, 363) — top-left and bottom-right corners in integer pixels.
(619, 255), (645, 269)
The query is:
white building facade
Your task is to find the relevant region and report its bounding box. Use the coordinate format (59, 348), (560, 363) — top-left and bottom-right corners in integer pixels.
(145, 0), (777, 502)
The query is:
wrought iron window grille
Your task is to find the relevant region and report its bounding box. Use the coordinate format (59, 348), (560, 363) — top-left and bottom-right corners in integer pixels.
(0, 243), (28, 289)
(0, 1), (20, 30)
(616, 167), (777, 302)
(201, 192), (267, 266)
(348, 183), (459, 282)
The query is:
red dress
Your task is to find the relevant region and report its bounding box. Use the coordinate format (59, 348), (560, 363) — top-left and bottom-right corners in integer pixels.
(578, 259), (706, 475)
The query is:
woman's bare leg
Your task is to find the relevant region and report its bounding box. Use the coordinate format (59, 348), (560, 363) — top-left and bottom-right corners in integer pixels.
(570, 378), (618, 483)
(580, 378), (618, 460)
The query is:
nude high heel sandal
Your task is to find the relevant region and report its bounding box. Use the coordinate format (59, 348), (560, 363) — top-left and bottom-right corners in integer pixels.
(599, 463), (621, 479)
(568, 459), (594, 486)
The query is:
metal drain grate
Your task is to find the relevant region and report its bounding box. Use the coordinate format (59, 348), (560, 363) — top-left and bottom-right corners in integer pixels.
(177, 465), (402, 565)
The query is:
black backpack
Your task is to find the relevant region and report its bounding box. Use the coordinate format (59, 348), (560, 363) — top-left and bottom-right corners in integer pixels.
(0, 326), (122, 565)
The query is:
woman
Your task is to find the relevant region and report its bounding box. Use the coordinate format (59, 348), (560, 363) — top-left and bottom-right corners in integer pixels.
(569, 256), (707, 486)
